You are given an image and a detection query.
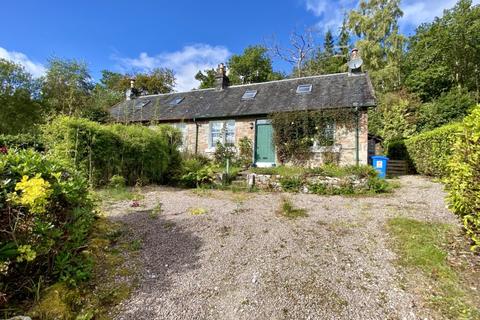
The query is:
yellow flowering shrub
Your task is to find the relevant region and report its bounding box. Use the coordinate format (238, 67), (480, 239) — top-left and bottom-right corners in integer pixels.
(16, 245), (37, 262)
(12, 174), (52, 214)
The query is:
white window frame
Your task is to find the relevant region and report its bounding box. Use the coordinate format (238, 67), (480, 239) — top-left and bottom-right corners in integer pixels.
(171, 122), (188, 150)
(208, 120), (235, 149)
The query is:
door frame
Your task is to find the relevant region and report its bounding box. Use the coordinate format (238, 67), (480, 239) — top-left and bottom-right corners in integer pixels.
(253, 119), (276, 167)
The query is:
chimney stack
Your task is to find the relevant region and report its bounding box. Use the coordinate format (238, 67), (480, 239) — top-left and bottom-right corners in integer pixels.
(215, 63), (229, 90)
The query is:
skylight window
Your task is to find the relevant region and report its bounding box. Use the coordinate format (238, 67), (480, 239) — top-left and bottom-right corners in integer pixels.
(169, 97), (184, 105)
(134, 100), (150, 109)
(242, 90), (257, 100)
(296, 84), (313, 94)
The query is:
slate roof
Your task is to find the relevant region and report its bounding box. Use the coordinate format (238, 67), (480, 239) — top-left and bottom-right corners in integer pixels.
(109, 72), (376, 123)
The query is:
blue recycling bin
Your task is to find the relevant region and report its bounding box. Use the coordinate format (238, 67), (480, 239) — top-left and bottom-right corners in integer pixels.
(371, 155), (389, 178)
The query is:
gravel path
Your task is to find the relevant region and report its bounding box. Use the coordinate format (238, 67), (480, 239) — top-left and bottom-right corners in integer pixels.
(106, 176), (458, 320)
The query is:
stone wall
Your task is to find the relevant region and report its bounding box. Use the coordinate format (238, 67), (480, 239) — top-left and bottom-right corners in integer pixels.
(156, 110), (369, 166)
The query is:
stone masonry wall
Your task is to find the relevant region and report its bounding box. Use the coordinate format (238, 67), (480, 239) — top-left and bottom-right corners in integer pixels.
(158, 110), (368, 166)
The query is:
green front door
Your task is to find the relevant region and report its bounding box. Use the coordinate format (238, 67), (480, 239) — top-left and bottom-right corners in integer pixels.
(255, 120), (275, 164)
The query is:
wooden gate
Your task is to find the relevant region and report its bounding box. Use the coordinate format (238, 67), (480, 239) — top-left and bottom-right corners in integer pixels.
(387, 160), (408, 176)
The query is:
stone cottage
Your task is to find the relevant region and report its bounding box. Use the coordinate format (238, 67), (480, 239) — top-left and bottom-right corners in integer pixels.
(109, 64), (376, 167)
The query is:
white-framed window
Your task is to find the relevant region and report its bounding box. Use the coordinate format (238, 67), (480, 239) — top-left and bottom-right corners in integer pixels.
(313, 119), (335, 147)
(209, 120), (235, 148)
(171, 122), (188, 149)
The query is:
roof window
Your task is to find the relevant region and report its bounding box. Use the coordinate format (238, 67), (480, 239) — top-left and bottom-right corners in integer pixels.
(296, 84), (312, 94)
(242, 89), (257, 100)
(134, 100), (150, 109)
(169, 97), (184, 105)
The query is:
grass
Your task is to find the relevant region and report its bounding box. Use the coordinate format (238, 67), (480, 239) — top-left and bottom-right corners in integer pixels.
(95, 186), (144, 202)
(387, 217), (480, 319)
(149, 202), (162, 219)
(278, 197), (307, 219)
(189, 207), (208, 215)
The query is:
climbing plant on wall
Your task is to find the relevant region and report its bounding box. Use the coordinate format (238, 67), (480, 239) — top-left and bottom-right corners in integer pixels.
(270, 109), (357, 164)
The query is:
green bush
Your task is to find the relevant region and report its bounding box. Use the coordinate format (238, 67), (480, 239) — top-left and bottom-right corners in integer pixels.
(213, 141), (237, 165)
(179, 157), (216, 188)
(42, 116), (182, 186)
(238, 137), (253, 168)
(279, 175), (303, 192)
(0, 149), (95, 305)
(446, 105), (480, 251)
(0, 133), (44, 152)
(405, 123), (461, 177)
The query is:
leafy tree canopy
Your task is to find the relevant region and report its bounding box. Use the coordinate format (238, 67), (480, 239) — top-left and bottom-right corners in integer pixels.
(0, 59), (43, 134)
(403, 0), (480, 102)
(227, 46), (283, 85)
(349, 0), (405, 91)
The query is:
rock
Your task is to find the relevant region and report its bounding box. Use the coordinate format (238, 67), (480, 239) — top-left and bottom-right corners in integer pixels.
(8, 317), (32, 320)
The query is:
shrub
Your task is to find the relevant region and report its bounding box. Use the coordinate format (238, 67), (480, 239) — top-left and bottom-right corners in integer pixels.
(213, 141), (237, 165)
(42, 116), (182, 186)
(446, 105), (480, 251)
(179, 157), (216, 188)
(405, 123), (461, 177)
(279, 175), (303, 192)
(238, 137), (253, 168)
(108, 175), (126, 189)
(0, 133), (44, 152)
(0, 149), (95, 305)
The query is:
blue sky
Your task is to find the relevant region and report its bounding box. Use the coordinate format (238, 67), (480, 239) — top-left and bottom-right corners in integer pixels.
(0, 0), (475, 91)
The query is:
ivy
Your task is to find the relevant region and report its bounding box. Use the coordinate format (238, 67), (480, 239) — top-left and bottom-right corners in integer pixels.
(270, 109), (357, 164)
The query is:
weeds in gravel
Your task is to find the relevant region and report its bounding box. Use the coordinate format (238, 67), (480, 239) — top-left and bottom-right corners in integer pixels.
(189, 207), (208, 215)
(278, 197), (307, 219)
(149, 202), (163, 219)
(388, 217), (480, 319)
(128, 239), (142, 251)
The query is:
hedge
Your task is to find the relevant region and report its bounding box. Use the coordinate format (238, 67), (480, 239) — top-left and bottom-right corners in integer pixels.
(42, 117), (182, 186)
(446, 105), (480, 250)
(0, 133), (44, 152)
(0, 149), (94, 305)
(405, 123), (461, 177)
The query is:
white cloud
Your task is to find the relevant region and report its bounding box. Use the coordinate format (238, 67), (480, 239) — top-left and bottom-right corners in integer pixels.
(0, 47), (46, 77)
(304, 0), (480, 33)
(401, 0), (480, 27)
(114, 44), (231, 92)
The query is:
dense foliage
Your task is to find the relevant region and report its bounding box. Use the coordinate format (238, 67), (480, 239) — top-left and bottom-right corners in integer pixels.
(446, 106), (480, 250)
(405, 123), (461, 177)
(270, 110), (355, 163)
(42, 117), (182, 186)
(0, 134), (44, 152)
(0, 149), (95, 306)
(0, 59), (43, 135)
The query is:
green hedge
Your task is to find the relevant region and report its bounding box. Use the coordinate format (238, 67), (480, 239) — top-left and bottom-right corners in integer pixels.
(42, 117), (182, 186)
(446, 106), (480, 250)
(0, 133), (44, 151)
(405, 123), (461, 177)
(0, 149), (94, 305)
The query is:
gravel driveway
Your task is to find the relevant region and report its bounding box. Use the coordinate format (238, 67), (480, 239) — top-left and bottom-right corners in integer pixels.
(106, 176), (458, 320)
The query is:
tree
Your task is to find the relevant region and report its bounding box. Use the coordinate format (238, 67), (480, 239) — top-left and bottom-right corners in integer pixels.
(195, 68), (216, 89)
(267, 29), (317, 77)
(302, 27), (349, 76)
(403, 0), (480, 102)
(348, 0), (405, 91)
(417, 88), (476, 132)
(0, 59), (43, 134)
(132, 68), (175, 94)
(42, 58), (93, 116)
(324, 30), (335, 56)
(369, 90), (419, 146)
(227, 46), (283, 85)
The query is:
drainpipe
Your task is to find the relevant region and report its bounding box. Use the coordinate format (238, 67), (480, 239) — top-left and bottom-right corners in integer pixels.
(193, 118), (199, 155)
(354, 105), (360, 166)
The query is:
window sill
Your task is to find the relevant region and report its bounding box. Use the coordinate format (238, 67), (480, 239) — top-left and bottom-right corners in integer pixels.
(311, 144), (342, 153)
